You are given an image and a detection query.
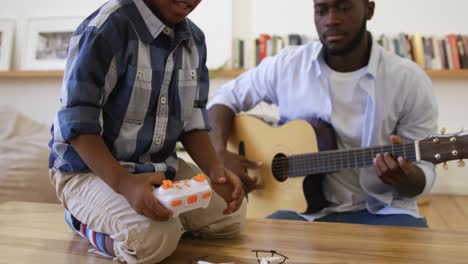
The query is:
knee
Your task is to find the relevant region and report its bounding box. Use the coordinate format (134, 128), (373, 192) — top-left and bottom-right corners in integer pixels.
(113, 218), (184, 264)
(226, 199), (247, 236)
(200, 198), (247, 238)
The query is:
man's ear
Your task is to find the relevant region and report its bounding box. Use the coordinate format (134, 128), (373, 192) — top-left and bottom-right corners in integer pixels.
(366, 1), (375, 20)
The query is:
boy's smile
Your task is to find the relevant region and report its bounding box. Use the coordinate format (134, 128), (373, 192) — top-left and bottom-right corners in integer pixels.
(144, 0), (202, 26)
(171, 0), (197, 19)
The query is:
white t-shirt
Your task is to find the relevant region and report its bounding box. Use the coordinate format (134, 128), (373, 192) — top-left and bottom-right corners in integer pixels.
(321, 65), (369, 217)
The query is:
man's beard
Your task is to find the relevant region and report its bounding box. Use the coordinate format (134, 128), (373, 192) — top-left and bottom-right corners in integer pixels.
(321, 19), (367, 56)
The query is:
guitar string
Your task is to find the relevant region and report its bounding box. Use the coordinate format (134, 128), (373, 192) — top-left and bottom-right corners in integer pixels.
(270, 144), (416, 165)
(270, 148), (417, 166)
(270, 146), (415, 167)
(242, 141), (447, 177)
(271, 154), (418, 177)
(269, 144), (418, 176)
(271, 153), (417, 174)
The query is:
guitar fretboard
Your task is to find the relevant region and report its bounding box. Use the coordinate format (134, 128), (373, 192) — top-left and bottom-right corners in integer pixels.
(272, 143), (417, 177)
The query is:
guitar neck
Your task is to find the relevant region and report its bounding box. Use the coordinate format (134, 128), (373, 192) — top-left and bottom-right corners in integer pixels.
(273, 142), (418, 177)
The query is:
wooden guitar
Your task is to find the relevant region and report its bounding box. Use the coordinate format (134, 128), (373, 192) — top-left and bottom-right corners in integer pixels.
(227, 115), (468, 219)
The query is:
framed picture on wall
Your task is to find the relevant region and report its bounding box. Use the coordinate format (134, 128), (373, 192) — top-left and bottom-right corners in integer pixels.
(0, 19), (14, 71)
(22, 17), (83, 70)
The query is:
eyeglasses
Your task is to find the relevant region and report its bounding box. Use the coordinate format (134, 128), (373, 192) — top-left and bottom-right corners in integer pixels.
(189, 256), (236, 264)
(188, 249), (289, 264)
(252, 249), (289, 264)
(189, 255), (209, 264)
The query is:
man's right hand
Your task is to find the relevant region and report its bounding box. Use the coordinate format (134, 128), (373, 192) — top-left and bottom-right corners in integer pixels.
(118, 172), (173, 221)
(218, 150), (263, 193)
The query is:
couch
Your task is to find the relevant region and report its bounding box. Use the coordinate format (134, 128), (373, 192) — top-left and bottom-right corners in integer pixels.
(0, 106), (58, 203)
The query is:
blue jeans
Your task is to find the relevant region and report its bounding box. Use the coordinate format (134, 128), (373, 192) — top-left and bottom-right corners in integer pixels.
(266, 210), (428, 228)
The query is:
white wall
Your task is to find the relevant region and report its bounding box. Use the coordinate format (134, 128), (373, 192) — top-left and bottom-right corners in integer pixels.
(0, 0), (231, 122)
(0, 0), (467, 194)
(0, 0), (231, 70)
(232, 0), (468, 38)
(0, 0), (108, 122)
(0, 0), (108, 70)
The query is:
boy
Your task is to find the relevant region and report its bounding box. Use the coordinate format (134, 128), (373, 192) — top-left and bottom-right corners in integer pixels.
(49, 0), (246, 263)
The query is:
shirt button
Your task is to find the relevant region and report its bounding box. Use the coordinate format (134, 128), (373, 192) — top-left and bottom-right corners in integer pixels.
(164, 28), (171, 34)
(161, 97), (167, 104)
(191, 70), (196, 79)
(156, 137), (162, 145)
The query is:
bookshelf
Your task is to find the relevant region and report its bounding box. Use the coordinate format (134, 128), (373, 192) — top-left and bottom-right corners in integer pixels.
(1, 69), (468, 80)
(424, 70), (468, 79)
(0, 71), (63, 79)
(0, 69), (245, 80)
(0, 70), (240, 79)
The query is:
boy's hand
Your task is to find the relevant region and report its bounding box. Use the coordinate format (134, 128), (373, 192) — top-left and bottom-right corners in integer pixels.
(218, 149), (263, 193)
(118, 172), (173, 221)
(210, 166), (245, 215)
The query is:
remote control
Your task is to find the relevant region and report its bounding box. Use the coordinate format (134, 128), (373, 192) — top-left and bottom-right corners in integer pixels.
(153, 174), (212, 217)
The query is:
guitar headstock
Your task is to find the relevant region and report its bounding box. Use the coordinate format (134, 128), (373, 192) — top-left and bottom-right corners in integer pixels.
(419, 131), (468, 165)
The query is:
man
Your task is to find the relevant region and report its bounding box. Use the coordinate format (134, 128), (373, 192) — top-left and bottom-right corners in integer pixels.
(208, 0), (438, 227)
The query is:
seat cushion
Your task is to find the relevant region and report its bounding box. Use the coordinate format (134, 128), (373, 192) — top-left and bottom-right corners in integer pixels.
(0, 106), (58, 203)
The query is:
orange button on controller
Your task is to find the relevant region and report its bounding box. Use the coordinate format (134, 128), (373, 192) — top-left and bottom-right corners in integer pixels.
(162, 184), (173, 190)
(187, 195), (198, 204)
(171, 199), (183, 207)
(194, 174), (206, 182)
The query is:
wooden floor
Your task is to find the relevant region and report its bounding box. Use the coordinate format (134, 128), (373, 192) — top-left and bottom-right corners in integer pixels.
(3, 201), (468, 264)
(419, 195), (468, 231)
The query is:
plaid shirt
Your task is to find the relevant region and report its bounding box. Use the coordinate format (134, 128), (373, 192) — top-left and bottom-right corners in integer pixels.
(49, 0), (210, 180)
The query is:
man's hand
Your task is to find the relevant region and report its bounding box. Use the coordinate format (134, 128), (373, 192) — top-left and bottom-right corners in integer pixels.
(209, 165), (245, 215)
(118, 172), (173, 221)
(373, 135), (426, 197)
(218, 149), (263, 193)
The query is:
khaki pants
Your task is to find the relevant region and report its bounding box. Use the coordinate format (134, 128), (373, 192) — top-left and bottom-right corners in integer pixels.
(49, 159), (247, 264)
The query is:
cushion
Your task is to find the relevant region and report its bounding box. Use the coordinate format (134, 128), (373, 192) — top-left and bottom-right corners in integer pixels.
(0, 106), (58, 203)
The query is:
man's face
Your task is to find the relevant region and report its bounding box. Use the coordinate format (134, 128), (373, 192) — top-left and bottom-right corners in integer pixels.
(314, 0), (373, 56)
(144, 0), (202, 25)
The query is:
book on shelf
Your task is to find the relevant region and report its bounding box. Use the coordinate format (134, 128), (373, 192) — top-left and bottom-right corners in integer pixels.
(231, 32), (468, 72)
(412, 33), (425, 68)
(456, 35), (468, 69)
(378, 33), (468, 71)
(230, 33), (315, 70)
(258, 34), (271, 64)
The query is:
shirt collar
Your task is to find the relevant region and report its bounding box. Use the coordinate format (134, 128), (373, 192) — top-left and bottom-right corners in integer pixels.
(366, 34), (381, 79)
(132, 0), (193, 45)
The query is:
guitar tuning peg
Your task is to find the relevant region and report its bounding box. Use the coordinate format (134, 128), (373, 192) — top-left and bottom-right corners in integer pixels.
(443, 162), (449, 170)
(458, 160), (465, 168)
(440, 127), (446, 135)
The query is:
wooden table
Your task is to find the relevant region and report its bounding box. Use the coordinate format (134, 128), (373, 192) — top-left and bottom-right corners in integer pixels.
(1, 201), (468, 264)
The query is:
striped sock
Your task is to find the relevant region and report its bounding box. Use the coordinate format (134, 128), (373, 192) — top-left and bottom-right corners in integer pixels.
(64, 210), (112, 257)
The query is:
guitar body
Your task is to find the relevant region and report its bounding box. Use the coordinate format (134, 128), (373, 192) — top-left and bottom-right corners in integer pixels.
(227, 115), (319, 218)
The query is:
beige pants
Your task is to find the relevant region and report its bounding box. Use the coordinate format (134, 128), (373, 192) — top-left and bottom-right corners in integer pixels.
(49, 159), (247, 264)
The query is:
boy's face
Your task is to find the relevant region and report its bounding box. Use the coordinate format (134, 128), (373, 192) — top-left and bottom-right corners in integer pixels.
(144, 0), (202, 25)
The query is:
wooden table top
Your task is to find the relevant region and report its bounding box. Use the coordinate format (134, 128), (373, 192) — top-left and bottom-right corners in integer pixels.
(1, 201), (468, 264)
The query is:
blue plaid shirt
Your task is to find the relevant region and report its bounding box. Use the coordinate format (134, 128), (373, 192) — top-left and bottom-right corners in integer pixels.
(49, 0), (210, 180)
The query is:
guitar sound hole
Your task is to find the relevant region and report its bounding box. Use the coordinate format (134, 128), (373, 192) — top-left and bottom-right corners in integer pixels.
(272, 153), (289, 182)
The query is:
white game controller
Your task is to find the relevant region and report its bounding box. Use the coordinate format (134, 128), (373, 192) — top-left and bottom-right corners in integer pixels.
(153, 174), (213, 217)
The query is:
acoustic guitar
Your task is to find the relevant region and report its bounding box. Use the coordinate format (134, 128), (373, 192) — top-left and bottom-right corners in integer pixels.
(227, 115), (468, 219)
